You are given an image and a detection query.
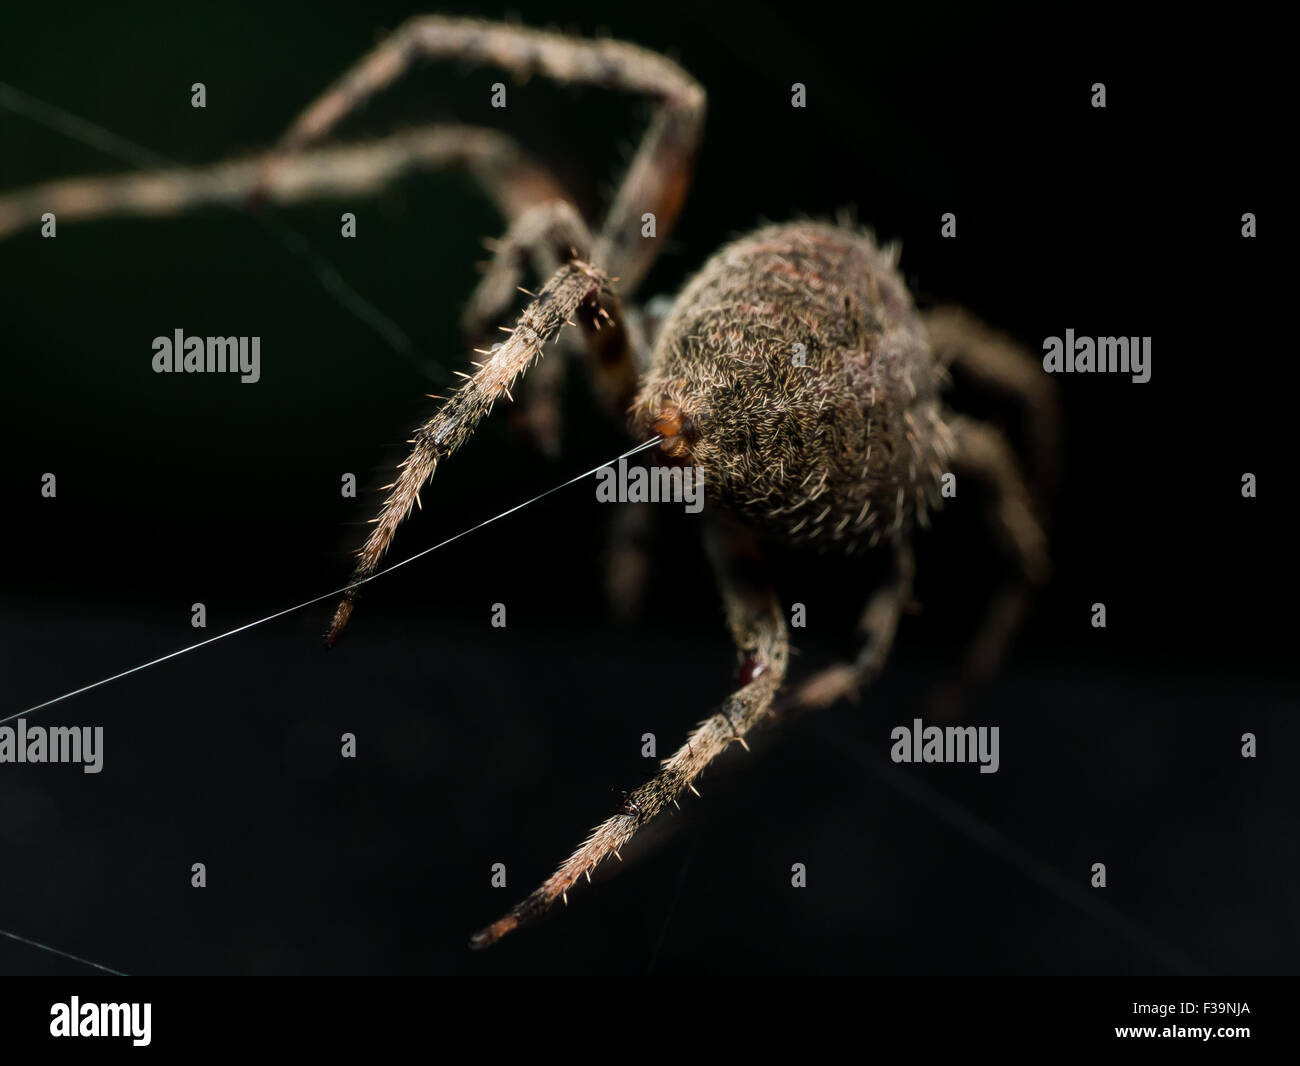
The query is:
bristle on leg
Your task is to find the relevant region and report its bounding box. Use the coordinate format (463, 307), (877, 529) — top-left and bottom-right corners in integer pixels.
(323, 258), (614, 645)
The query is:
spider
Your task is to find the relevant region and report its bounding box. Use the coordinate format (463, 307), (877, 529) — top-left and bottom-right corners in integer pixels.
(0, 17), (1059, 950)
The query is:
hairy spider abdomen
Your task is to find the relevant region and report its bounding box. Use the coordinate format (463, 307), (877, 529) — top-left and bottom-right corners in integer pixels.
(633, 221), (953, 549)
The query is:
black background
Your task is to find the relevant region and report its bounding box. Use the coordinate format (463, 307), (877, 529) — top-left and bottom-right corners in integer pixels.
(0, 1), (1292, 975)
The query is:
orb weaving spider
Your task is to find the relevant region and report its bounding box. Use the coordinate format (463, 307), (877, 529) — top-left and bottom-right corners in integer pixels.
(0, 17), (1059, 949)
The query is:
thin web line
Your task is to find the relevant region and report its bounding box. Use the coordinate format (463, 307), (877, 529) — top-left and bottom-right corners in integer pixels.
(816, 720), (1210, 975)
(5, 438), (661, 722)
(0, 81), (445, 384)
(0, 927), (128, 976)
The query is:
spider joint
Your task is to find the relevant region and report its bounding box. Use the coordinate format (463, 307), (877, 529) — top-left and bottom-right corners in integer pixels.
(616, 792), (643, 822)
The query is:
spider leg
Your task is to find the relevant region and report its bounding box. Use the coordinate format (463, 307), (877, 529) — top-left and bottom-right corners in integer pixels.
(259, 16), (705, 296)
(462, 209), (655, 593)
(931, 414), (1050, 715)
(466, 197), (653, 390)
(604, 500), (655, 618)
(504, 342), (569, 459)
(791, 539), (915, 710)
(470, 518), (787, 947)
(0, 125), (565, 241)
(462, 200), (649, 432)
(461, 200), (596, 457)
(463, 200), (593, 338)
(324, 254), (638, 643)
(589, 60), (705, 297)
(922, 306), (1062, 504)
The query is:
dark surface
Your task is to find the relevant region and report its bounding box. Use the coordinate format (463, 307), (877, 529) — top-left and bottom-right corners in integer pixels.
(0, 1), (1292, 974)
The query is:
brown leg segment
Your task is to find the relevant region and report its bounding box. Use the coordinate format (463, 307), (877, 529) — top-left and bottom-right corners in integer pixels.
(932, 415), (1050, 714)
(604, 500), (655, 619)
(792, 539), (915, 710)
(462, 200), (594, 338)
(0, 125), (566, 241)
(470, 518), (787, 948)
(922, 306), (1062, 504)
(465, 197), (650, 444)
(462, 200), (593, 457)
(324, 254), (633, 644)
(260, 16), (705, 296)
(593, 95), (706, 296)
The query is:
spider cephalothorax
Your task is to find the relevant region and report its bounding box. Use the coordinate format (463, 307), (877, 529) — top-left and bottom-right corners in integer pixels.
(0, 17), (1058, 949)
